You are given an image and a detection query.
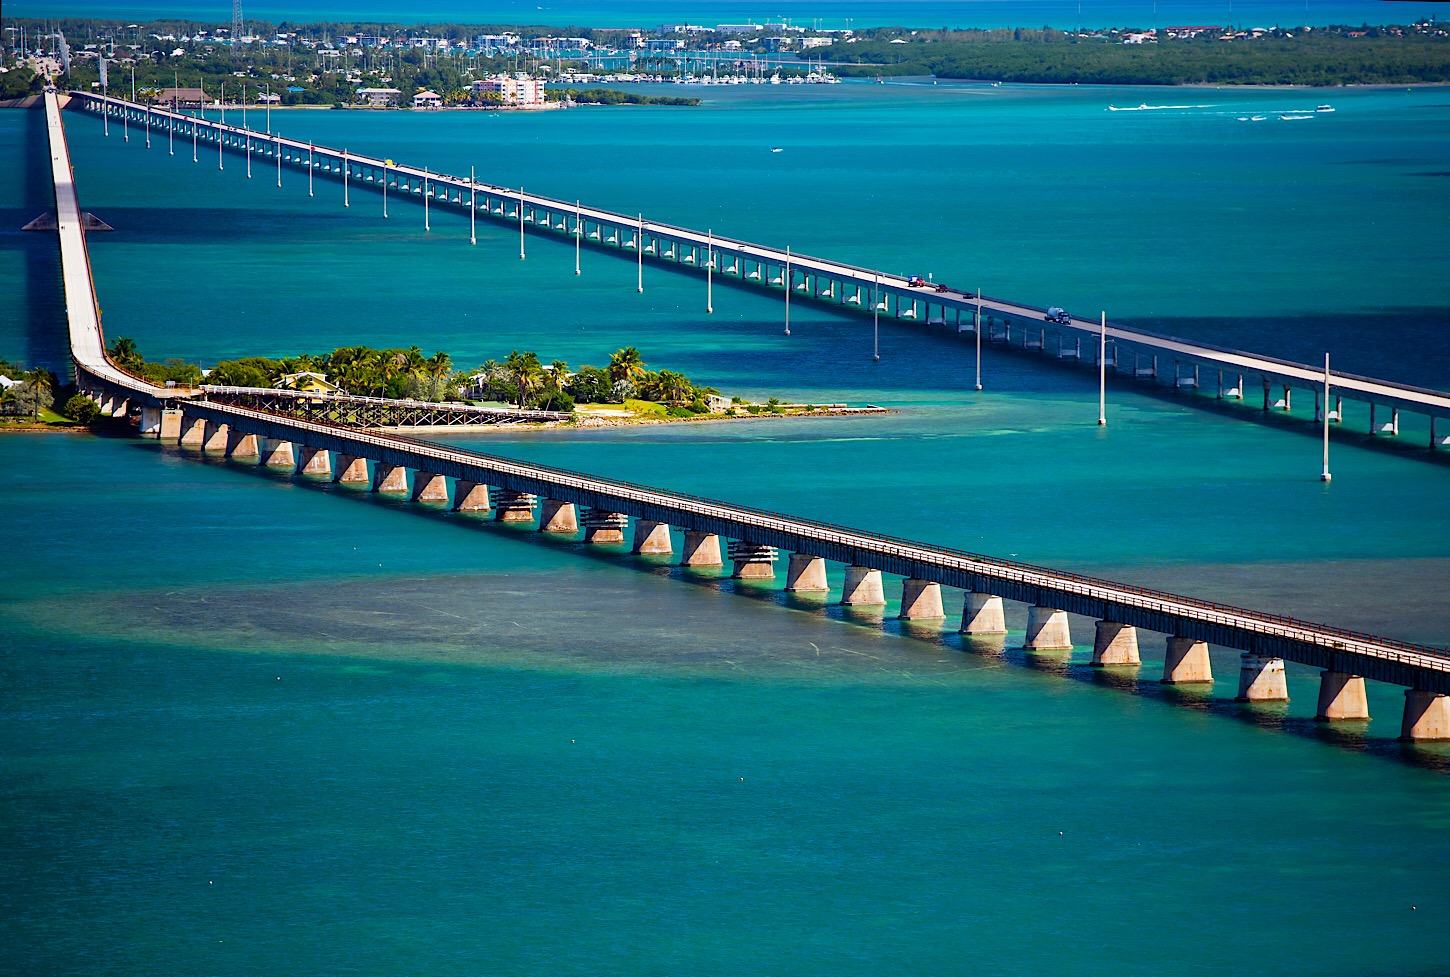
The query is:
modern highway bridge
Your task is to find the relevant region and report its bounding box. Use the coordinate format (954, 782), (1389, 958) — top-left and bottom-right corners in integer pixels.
(72, 90), (1450, 456)
(41, 90), (1450, 741)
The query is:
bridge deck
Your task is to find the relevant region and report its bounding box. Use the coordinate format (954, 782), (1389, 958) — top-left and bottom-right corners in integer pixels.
(71, 92), (1450, 418)
(45, 90), (1450, 697)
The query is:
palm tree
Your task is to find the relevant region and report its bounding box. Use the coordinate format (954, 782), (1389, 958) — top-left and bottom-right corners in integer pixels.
(108, 336), (141, 368)
(655, 369), (695, 406)
(607, 346), (646, 384)
(427, 350), (452, 379)
(503, 349), (545, 407)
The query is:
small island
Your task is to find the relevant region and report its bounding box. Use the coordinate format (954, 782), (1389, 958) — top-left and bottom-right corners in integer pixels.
(87, 339), (883, 429)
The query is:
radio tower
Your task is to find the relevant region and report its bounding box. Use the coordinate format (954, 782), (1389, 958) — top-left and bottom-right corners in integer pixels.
(232, 0), (244, 48)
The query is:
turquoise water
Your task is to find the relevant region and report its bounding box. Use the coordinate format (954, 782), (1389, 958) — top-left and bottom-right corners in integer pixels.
(5, 0), (1433, 30)
(4, 81), (1450, 975)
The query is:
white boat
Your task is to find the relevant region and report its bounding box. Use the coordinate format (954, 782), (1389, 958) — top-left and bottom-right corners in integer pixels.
(1316, 104), (1335, 112)
(1280, 113), (1313, 121)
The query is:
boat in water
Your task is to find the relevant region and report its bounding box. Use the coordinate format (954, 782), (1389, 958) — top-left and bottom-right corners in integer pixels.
(1280, 113), (1314, 121)
(1317, 104), (1335, 112)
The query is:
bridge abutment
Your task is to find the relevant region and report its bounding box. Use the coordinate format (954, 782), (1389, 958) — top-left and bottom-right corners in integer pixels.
(1315, 671), (1370, 722)
(1163, 637), (1213, 684)
(1236, 654), (1289, 702)
(1024, 606), (1072, 651)
(784, 553), (829, 592)
(1091, 621), (1141, 667)
(899, 579), (945, 620)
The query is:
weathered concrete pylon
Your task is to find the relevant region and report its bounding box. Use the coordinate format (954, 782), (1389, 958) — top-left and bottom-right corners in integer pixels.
(372, 463), (408, 494)
(1163, 637), (1213, 684)
(679, 531), (722, 567)
(959, 593), (1006, 635)
(632, 519), (673, 554)
(1091, 621), (1140, 667)
(582, 508), (627, 543)
(1315, 671), (1370, 722)
(728, 541), (778, 579)
(784, 553), (828, 592)
(840, 566), (886, 605)
(1236, 654), (1289, 702)
(334, 454), (369, 484)
(452, 479), (490, 511)
(538, 499), (579, 533)
(1401, 690), (1450, 741)
(491, 489), (537, 522)
(898, 579), (944, 619)
(1023, 606), (1072, 651)
(412, 471), (449, 503)
(298, 445), (332, 476)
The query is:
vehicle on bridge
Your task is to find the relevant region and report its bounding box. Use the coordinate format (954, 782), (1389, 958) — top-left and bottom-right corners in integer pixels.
(1044, 307), (1072, 324)
(906, 275), (928, 288)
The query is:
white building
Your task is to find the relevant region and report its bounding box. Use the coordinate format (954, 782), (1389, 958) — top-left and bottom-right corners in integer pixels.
(472, 74), (545, 107)
(412, 89), (443, 108)
(355, 86), (402, 106)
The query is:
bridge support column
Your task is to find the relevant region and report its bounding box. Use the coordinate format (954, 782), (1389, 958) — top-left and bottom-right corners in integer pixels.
(226, 431), (260, 458)
(159, 408), (183, 440)
(899, 579), (944, 619)
(1236, 654), (1289, 701)
(298, 446), (332, 476)
(581, 508), (627, 543)
(784, 553), (828, 592)
(680, 531), (722, 567)
(959, 593), (1007, 635)
(412, 472), (449, 503)
(372, 463), (408, 494)
(1091, 621), (1140, 667)
(1024, 607), (1072, 651)
(538, 499), (579, 533)
(632, 519), (673, 554)
(840, 567), (886, 606)
(1400, 690), (1450, 741)
(492, 490), (537, 523)
(1315, 671), (1370, 722)
(202, 421), (230, 452)
(261, 438), (295, 468)
(729, 542), (778, 579)
(140, 406), (163, 437)
(452, 480), (491, 511)
(334, 454), (370, 484)
(1162, 637), (1213, 684)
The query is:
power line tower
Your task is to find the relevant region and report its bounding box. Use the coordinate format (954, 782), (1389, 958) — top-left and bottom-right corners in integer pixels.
(232, 0), (244, 48)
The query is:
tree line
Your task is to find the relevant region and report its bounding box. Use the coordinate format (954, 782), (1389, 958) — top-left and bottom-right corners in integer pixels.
(105, 339), (721, 415)
(825, 29), (1450, 86)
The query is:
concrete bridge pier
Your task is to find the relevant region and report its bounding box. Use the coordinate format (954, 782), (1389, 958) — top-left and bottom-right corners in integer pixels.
(334, 454), (370, 484)
(680, 531), (722, 567)
(412, 471), (449, 503)
(492, 490), (538, 523)
(1162, 637), (1213, 684)
(1400, 690), (1450, 741)
(178, 414), (207, 446)
(202, 420), (230, 452)
(261, 438), (295, 468)
(538, 499), (579, 533)
(632, 519), (673, 554)
(898, 579), (944, 620)
(1024, 606), (1072, 651)
(225, 431), (259, 460)
(1236, 654), (1289, 701)
(1091, 621), (1141, 667)
(372, 463), (408, 494)
(582, 508), (628, 543)
(1315, 671), (1370, 722)
(959, 593), (1007, 635)
(298, 445), (332, 476)
(728, 542), (778, 579)
(840, 567), (886, 606)
(784, 553), (828, 592)
(452, 479), (491, 511)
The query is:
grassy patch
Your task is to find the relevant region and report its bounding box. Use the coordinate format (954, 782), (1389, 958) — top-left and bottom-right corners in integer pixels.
(624, 398), (667, 416)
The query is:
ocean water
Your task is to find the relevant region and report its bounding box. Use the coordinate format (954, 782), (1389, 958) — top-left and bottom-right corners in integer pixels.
(3, 80), (1450, 975)
(5, 0), (1436, 30)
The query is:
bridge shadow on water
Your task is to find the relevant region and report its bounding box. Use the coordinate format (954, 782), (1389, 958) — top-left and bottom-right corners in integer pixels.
(154, 440), (1450, 773)
(1, 106), (69, 372)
